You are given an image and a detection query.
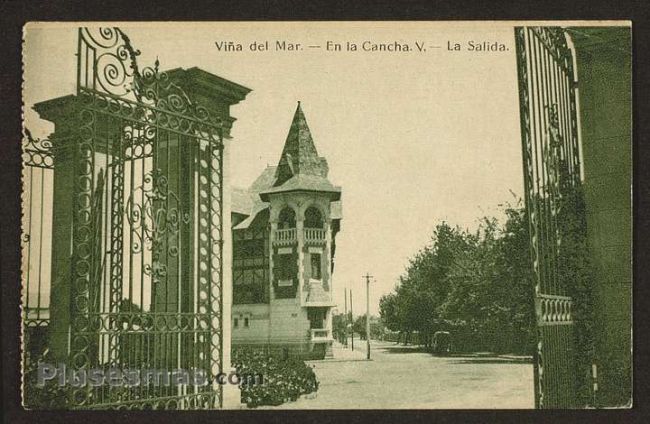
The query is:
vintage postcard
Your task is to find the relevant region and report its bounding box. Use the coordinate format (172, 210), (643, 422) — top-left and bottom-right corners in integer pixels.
(21, 21), (632, 410)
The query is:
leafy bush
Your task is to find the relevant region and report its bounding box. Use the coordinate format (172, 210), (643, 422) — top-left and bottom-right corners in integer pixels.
(22, 349), (69, 409)
(232, 348), (319, 408)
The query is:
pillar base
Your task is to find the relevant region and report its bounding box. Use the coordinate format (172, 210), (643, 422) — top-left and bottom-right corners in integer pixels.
(221, 367), (245, 409)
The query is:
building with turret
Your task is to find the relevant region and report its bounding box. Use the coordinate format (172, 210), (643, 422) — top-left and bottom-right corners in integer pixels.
(231, 102), (342, 359)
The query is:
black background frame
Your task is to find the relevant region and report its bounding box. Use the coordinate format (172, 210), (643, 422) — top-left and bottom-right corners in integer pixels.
(1, 1), (648, 423)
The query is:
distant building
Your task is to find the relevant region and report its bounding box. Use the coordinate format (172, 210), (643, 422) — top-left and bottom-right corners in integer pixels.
(230, 102), (342, 359)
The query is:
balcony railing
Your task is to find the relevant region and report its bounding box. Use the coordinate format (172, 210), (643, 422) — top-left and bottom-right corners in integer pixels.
(272, 227), (327, 245)
(274, 228), (297, 245)
(304, 228), (327, 244)
(310, 328), (331, 342)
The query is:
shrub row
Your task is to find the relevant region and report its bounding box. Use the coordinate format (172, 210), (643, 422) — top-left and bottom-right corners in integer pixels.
(232, 348), (319, 408)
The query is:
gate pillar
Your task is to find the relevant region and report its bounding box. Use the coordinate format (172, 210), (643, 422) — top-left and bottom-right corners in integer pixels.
(33, 96), (80, 362)
(164, 68), (250, 407)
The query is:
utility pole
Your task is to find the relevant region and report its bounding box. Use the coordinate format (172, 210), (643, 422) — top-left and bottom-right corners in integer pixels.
(350, 288), (354, 351)
(364, 273), (373, 360)
(344, 288), (348, 347)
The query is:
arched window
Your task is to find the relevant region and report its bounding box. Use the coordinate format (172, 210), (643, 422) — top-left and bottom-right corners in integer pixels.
(278, 207), (296, 229)
(304, 206), (323, 229)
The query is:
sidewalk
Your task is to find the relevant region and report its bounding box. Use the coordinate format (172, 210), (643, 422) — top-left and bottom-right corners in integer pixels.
(310, 340), (368, 362)
(264, 340), (534, 409)
(448, 351), (533, 363)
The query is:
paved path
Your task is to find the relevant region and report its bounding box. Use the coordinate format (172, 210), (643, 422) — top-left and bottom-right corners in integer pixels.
(266, 340), (534, 409)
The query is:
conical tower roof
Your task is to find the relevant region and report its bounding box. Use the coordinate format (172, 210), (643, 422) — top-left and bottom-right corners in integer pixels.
(260, 102), (340, 201)
(274, 102), (329, 186)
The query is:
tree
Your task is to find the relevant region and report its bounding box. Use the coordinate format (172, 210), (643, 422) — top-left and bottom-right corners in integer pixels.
(369, 318), (385, 340)
(379, 292), (399, 331)
(353, 315), (367, 340)
(332, 313), (348, 344)
(378, 204), (536, 354)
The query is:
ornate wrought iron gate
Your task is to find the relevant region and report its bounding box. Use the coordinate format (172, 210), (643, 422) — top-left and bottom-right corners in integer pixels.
(71, 27), (225, 409)
(23, 27), (226, 410)
(21, 131), (54, 364)
(515, 27), (583, 408)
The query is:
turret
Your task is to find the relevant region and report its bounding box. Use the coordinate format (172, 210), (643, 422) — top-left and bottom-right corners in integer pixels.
(262, 102), (341, 309)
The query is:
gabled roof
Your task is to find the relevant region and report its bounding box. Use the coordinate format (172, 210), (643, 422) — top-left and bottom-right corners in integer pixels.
(232, 166), (276, 229)
(232, 187), (255, 216)
(250, 165), (278, 192)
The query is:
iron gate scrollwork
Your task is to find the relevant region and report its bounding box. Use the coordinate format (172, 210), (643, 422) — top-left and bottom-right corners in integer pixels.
(515, 26), (584, 408)
(65, 27), (225, 409)
(21, 130), (55, 374)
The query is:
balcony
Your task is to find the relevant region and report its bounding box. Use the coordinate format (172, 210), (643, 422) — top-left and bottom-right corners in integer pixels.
(304, 228), (327, 244)
(272, 228), (327, 246)
(274, 228), (297, 246)
(310, 328), (331, 342)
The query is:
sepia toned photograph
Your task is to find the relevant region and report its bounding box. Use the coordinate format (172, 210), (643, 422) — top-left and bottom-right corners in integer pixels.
(20, 21), (631, 410)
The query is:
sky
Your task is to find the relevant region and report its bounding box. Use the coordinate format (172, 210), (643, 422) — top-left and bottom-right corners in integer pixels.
(23, 22), (524, 316)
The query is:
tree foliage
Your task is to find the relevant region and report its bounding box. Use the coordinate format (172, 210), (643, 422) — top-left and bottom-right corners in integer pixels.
(379, 203), (536, 354)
